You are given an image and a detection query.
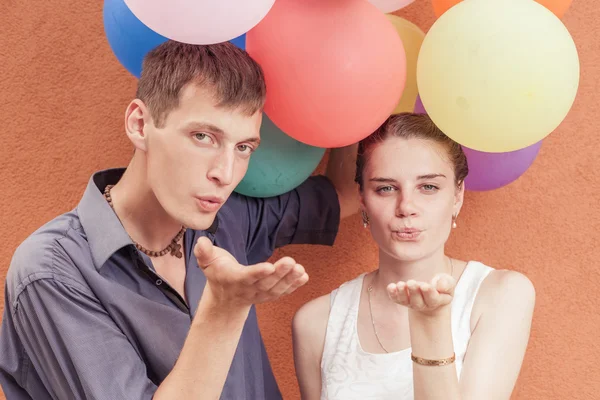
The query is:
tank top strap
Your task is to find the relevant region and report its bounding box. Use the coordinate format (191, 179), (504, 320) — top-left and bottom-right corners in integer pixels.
(452, 261), (494, 324)
(450, 261), (494, 377)
(321, 273), (365, 369)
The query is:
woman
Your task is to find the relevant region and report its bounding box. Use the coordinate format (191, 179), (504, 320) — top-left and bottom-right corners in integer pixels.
(292, 113), (535, 400)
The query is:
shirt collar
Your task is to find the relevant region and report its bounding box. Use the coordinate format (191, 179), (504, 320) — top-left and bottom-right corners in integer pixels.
(77, 168), (218, 270)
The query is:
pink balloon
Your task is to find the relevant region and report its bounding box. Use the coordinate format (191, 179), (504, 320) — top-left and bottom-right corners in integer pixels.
(247, 0), (406, 148)
(369, 0), (416, 13)
(123, 0), (275, 44)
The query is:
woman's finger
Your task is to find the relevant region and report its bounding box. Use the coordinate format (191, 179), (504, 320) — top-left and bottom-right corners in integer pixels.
(388, 282), (409, 306)
(433, 274), (456, 295)
(420, 283), (441, 308)
(406, 280), (425, 309)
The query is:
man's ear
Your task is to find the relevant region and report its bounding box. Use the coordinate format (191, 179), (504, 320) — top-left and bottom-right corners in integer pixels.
(125, 99), (151, 152)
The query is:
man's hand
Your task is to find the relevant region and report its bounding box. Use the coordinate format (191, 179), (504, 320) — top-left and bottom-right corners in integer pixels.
(194, 236), (309, 310)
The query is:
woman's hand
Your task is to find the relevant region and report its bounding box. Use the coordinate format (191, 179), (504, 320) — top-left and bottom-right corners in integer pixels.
(387, 273), (456, 317)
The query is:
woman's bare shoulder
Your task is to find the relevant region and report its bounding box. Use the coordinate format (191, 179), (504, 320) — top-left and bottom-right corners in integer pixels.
(293, 292), (332, 339)
(472, 266), (536, 329)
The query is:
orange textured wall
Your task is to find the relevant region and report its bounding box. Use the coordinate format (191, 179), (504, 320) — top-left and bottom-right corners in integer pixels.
(1, 1), (598, 399)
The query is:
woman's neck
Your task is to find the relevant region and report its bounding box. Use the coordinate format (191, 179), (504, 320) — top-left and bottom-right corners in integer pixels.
(108, 153), (184, 251)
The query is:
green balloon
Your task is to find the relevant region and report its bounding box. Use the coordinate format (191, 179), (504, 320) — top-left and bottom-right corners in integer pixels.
(235, 115), (326, 198)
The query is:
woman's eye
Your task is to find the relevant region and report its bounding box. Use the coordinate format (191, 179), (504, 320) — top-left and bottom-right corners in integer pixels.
(422, 184), (439, 192)
(376, 186), (395, 193)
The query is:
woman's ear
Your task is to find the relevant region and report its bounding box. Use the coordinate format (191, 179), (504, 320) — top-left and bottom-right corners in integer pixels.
(453, 181), (465, 218)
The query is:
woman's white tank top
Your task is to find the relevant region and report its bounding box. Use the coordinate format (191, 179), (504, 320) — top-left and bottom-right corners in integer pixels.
(320, 261), (493, 400)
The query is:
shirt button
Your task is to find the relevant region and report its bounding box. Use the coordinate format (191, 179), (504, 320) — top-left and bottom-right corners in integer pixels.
(156, 279), (163, 286)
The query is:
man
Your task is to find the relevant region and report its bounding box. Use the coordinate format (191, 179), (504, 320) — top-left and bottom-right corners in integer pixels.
(0, 41), (358, 399)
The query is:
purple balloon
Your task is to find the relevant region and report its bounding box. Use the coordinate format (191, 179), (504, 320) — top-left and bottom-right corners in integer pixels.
(414, 95), (426, 114)
(462, 142), (542, 191)
(414, 94), (542, 191)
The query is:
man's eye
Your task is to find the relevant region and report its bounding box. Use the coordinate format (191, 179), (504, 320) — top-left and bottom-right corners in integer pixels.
(194, 133), (213, 143)
(237, 144), (254, 154)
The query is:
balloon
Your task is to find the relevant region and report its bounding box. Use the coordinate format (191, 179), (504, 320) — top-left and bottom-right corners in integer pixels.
(463, 141), (543, 191)
(432, 0), (573, 19)
(538, 0), (574, 18)
(246, 0), (406, 148)
(413, 95), (426, 114)
(123, 0), (275, 45)
(235, 116), (325, 198)
(229, 34), (247, 51)
(103, 0), (247, 78)
(369, 0), (415, 13)
(387, 15), (425, 114)
(415, 94), (542, 191)
(103, 0), (167, 78)
(417, 0), (579, 152)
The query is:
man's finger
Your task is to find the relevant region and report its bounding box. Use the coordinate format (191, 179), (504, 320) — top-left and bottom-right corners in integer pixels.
(282, 272), (309, 295)
(266, 264), (306, 296)
(273, 257), (297, 273)
(283, 264), (306, 286)
(194, 236), (216, 270)
(255, 257), (296, 291)
(241, 263), (276, 285)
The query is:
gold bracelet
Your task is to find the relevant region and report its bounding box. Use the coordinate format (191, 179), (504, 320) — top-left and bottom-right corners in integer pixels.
(411, 353), (456, 366)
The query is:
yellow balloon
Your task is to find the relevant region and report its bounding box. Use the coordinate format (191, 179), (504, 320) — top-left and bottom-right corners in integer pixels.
(416, 0), (579, 152)
(387, 15), (425, 114)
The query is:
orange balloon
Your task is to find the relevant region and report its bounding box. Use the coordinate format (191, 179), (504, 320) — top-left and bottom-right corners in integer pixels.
(432, 0), (573, 19)
(246, 0), (406, 148)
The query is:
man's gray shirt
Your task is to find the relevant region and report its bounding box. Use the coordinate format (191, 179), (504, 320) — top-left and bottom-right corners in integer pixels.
(0, 168), (340, 399)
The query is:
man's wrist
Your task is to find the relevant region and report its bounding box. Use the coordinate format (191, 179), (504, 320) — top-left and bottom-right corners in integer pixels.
(194, 287), (251, 328)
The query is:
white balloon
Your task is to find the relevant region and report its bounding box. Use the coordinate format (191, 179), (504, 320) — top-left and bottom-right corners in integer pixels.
(124, 0), (276, 45)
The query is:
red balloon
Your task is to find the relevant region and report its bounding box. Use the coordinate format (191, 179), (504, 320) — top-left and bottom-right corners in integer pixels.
(246, 0), (406, 148)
